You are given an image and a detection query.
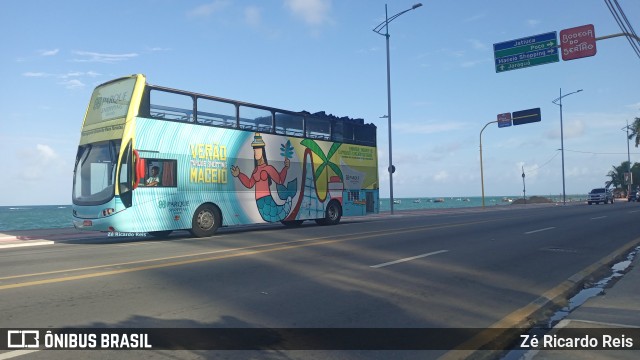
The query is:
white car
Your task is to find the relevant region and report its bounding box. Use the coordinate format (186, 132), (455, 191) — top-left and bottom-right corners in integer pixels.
(587, 188), (614, 205)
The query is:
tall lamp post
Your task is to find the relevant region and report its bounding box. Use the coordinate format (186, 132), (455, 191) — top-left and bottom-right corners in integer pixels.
(552, 88), (582, 205)
(373, 3), (422, 215)
(623, 121), (632, 197)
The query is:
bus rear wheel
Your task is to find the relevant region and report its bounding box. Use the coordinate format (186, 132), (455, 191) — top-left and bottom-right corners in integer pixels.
(190, 204), (221, 237)
(315, 200), (342, 226)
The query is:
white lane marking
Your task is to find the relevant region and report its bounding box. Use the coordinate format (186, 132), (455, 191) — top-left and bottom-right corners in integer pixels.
(370, 250), (448, 268)
(591, 216), (607, 220)
(630, 210), (640, 214)
(524, 227), (555, 235)
(0, 350), (41, 359)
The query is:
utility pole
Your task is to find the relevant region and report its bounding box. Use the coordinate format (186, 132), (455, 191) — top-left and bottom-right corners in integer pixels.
(522, 166), (526, 204)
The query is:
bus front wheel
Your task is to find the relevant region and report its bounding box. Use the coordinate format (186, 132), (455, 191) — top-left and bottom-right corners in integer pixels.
(191, 204), (221, 237)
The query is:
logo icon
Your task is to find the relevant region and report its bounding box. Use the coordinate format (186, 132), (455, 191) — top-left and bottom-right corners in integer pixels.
(7, 330), (40, 348)
(158, 200), (167, 209)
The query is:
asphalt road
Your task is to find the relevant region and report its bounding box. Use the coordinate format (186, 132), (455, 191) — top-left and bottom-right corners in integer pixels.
(1, 202), (639, 360)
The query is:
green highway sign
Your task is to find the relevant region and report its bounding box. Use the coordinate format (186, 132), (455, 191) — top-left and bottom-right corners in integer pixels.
(494, 32), (559, 73)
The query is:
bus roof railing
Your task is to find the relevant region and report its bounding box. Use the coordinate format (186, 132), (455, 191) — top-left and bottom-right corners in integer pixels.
(141, 84), (376, 147)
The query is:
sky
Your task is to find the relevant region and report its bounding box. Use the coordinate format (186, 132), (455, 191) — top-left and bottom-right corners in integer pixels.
(1, 0), (639, 206)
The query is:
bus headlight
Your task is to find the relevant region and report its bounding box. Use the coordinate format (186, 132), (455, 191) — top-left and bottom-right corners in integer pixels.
(101, 208), (115, 217)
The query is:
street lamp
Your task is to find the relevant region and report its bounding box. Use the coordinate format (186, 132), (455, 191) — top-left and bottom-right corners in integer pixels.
(373, 2), (423, 215)
(552, 88), (583, 205)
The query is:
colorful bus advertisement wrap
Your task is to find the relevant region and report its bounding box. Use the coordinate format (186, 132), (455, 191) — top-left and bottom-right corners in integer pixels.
(125, 118), (378, 231)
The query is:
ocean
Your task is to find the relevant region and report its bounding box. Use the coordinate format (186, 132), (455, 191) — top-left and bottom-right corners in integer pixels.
(0, 195), (585, 232)
(0, 205), (73, 231)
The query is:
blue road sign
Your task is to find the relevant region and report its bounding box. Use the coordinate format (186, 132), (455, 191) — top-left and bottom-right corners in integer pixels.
(497, 113), (512, 128)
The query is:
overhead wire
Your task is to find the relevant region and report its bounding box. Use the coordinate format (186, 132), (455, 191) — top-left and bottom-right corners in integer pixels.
(604, 0), (640, 59)
(565, 149), (640, 155)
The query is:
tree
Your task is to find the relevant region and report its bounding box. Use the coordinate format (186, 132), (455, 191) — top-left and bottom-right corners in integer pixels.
(627, 117), (640, 147)
(607, 161), (640, 195)
(607, 163), (625, 189)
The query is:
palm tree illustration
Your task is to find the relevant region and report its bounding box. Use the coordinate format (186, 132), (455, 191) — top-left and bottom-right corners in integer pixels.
(301, 139), (343, 181)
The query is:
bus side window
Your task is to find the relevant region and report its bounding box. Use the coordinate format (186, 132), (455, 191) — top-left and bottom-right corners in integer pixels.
(306, 117), (330, 140)
(149, 89), (194, 122)
(275, 112), (304, 136)
(197, 98), (237, 128)
(240, 106), (272, 133)
(354, 124), (376, 146)
(141, 159), (177, 188)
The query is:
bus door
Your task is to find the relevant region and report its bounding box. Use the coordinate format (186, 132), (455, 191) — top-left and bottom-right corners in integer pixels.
(366, 191), (375, 213)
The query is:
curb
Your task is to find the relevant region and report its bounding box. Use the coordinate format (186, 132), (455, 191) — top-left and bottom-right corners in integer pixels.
(438, 236), (640, 360)
(0, 240), (55, 249)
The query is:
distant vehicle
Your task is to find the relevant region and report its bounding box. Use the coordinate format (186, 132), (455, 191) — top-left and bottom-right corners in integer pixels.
(628, 190), (638, 202)
(587, 188), (614, 205)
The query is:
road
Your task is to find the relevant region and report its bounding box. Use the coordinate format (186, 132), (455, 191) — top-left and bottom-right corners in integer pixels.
(1, 202), (639, 359)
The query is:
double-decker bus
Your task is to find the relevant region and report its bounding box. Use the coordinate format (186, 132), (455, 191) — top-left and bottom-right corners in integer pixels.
(72, 74), (379, 237)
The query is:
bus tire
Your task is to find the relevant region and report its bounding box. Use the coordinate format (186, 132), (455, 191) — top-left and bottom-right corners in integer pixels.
(281, 220), (304, 227)
(190, 203), (221, 238)
(316, 200), (342, 226)
(148, 230), (172, 238)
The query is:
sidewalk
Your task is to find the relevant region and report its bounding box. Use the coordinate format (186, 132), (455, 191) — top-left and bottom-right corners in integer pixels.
(0, 227), (102, 249)
(528, 250), (640, 360)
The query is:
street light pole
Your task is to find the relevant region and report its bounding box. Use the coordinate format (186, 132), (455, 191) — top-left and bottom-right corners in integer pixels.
(479, 120), (497, 208)
(623, 121), (632, 197)
(373, 3), (422, 215)
(552, 88), (582, 205)
(522, 166), (526, 204)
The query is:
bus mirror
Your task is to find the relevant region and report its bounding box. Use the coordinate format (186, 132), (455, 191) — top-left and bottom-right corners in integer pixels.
(133, 150), (145, 189)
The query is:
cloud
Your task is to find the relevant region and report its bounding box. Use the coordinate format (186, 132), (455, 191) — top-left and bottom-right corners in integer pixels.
(23, 71), (99, 89)
(19, 144), (65, 182)
(72, 51), (138, 63)
(467, 39), (488, 51)
(23, 72), (51, 77)
(526, 19), (540, 27)
(187, 0), (229, 18)
(284, 0), (332, 26)
(545, 119), (585, 139)
(37, 144), (58, 160)
(460, 59), (491, 68)
(626, 102), (640, 110)
(59, 79), (85, 89)
(463, 13), (486, 23)
(39, 49), (59, 56)
(59, 71), (101, 79)
(244, 6), (262, 27)
(395, 121), (467, 135)
(433, 170), (449, 182)
(147, 47), (172, 52)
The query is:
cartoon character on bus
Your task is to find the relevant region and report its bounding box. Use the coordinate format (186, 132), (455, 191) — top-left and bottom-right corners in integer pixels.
(231, 133), (297, 222)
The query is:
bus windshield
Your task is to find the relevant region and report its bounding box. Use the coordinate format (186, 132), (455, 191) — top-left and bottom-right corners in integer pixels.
(72, 140), (121, 205)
